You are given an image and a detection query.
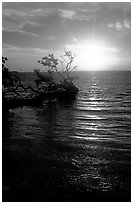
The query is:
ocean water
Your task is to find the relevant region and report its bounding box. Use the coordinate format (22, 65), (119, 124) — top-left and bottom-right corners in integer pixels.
(3, 71), (131, 202)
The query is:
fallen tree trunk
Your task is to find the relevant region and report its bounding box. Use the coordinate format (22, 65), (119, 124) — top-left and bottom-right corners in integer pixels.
(3, 86), (79, 110)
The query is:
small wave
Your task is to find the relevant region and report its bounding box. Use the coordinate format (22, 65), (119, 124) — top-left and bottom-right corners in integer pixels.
(69, 135), (118, 142)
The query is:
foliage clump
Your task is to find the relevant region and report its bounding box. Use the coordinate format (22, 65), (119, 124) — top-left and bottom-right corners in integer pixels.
(34, 50), (78, 96)
(2, 57), (20, 98)
(2, 57), (13, 88)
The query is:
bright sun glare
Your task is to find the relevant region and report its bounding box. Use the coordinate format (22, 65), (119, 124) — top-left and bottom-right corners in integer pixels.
(67, 40), (118, 70)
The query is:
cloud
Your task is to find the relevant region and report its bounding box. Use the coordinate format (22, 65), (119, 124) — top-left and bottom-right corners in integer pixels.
(2, 4), (56, 32)
(59, 9), (76, 19)
(3, 43), (50, 54)
(123, 19), (131, 29)
(3, 26), (39, 37)
(108, 19), (131, 31)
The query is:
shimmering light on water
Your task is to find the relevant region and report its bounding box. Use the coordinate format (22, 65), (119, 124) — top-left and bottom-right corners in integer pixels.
(3, 71), (131, 201)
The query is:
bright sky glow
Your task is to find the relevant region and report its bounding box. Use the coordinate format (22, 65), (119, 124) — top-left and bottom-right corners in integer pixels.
(66, 40), (119, 70)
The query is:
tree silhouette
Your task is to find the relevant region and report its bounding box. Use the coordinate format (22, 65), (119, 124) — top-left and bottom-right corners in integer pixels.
(34, 50), (78, 92)
(2, 50), (79, 110)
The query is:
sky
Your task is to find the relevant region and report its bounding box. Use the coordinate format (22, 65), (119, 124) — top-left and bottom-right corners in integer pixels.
(2, 2), (131, 71)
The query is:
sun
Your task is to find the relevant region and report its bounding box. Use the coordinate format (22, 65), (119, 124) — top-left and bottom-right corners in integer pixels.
(77, 43), (108, 70)
(66, 40), (117, 70)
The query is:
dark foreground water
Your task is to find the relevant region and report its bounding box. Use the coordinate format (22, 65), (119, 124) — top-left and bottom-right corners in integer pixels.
(3, 71), (131, 202)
